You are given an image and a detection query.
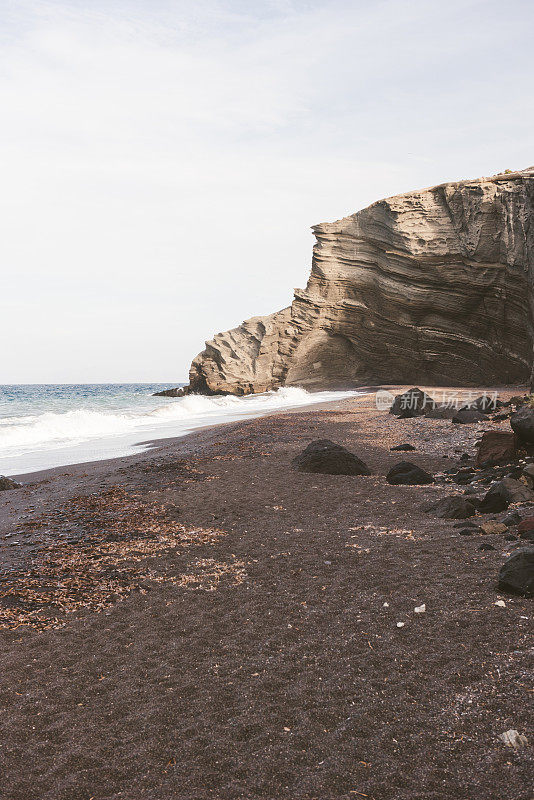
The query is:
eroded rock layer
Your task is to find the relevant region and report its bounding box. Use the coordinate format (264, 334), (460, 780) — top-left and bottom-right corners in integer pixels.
(185, 168), (534, 395)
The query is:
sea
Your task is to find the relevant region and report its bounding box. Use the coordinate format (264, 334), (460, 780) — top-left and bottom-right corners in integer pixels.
(0, 384), (358, 476)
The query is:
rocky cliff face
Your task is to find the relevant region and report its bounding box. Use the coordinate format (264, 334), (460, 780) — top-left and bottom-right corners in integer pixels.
(185, 168), (534, 395)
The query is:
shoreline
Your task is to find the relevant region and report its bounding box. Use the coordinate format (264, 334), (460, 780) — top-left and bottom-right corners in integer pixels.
(3, 381), (521, 483)
(0, 385), (531, 799)
(1, 387), (366, 482)
(7, 390), (364, 483)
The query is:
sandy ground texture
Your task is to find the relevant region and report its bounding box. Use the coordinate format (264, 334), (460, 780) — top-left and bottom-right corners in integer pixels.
(0, 386), (532, 800)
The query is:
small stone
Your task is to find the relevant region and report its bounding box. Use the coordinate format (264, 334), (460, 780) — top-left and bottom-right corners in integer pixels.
(396, 622), (405, 628)
(494, 600), (506, 607)
(498, 729), (529, 749)
(480, 521), (507, 535)
(479, 543), (496, 551)
(383, 602), (389, 607)
(414, 604), (426, 613)
(0, 476), (21, 491)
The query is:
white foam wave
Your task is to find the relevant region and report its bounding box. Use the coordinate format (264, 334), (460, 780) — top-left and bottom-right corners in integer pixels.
(0, 387), (356, 462)
(148, 386), (314, 420)
(0, 409), (139, 449)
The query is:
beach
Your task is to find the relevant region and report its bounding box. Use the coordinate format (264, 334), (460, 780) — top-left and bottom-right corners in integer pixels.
(0, 388), (532, 799)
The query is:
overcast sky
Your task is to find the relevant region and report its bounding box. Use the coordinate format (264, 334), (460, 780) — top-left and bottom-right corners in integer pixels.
(1, 0), (533, 383)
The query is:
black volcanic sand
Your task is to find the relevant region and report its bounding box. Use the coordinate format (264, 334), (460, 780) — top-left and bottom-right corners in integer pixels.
(0, 390), (532, 800)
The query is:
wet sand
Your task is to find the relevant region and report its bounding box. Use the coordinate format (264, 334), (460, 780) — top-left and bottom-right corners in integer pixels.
(0, 388), (531, 799)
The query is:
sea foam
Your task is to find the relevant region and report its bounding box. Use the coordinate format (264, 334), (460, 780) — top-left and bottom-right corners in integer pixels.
(0, 386), (358, 474)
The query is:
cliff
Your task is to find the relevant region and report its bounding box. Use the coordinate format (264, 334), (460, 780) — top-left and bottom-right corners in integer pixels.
(184, 167), (534, 395)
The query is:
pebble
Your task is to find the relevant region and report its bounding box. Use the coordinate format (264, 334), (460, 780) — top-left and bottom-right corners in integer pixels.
(499, 729), (529, 749)
(396, 622), (405, 628)
(414, 604), (426, 613)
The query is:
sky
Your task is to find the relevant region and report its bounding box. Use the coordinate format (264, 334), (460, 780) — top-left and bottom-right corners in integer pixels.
(1, 0), (533, 383)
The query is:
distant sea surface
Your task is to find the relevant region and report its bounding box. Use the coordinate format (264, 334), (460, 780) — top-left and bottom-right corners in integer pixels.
(0, 384), (358, 476)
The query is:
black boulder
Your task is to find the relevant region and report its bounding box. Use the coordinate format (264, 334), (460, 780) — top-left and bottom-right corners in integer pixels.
(386, 462), (434, 485)
(423, 495), (477, 519)
(292, 440), (370, 476)
(389, 388), (435, 417)
(510, 407), (534, 443)
(452, 407), (487, 424)
(497, 548), (534, 597)
(478, 483), (510, 513)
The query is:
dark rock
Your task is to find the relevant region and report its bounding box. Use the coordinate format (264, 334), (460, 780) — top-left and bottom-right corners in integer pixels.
(507, 395), (528, 407)
(389, 388), (435, 417)
(424, 405), (457, 420)
(470, 395), (502, 413)
(491, 412), (511, 422)
(507, 466), (524, 480)
(459, 528), (475, 535)
(0, 476), (21, 491)
(453, 520), (479, 529)
(476, 431), (517, 467)
(497, 547), (534, 596)
(386, 462), (434, 485)
(153, 387), (186, 397)
(423, 496), (477, 519)
(478, 483), (511, 513)
(292, 440), (370, 476)
(510, 407), (534, 443)
(390, 444), (416, 451)
(502, 511), (522, 527)
(463, 486), (481, 496)
(476, 477), (534, 510)
(454, 470), (476, 485)
(452, 407), (487, 424)
(518, 517), (534, 541)
(459, 452), (471, 462)
(500, 477), (534, 503)
(522, 464), (534, 489)
(505, 534), (518, 541)
(479, 543), (496, 551)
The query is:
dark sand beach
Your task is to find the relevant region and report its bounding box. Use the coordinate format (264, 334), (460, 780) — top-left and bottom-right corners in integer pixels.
(0, 389), (532, 799)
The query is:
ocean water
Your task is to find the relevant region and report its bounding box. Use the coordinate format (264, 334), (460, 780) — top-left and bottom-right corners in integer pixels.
(0, 384), (359, 476)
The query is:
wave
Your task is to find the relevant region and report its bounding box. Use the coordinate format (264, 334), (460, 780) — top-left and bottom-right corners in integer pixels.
(0, 386), (356, 455)
(147, 386), (314, 420)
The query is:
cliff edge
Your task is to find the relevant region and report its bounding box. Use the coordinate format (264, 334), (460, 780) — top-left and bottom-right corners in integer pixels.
(183, 167), (534, 395)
